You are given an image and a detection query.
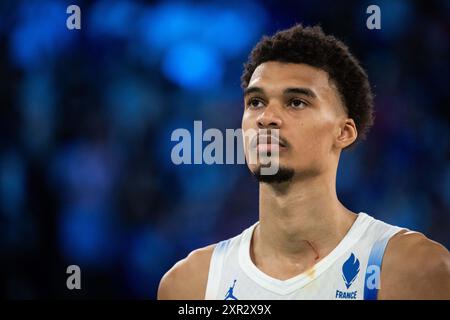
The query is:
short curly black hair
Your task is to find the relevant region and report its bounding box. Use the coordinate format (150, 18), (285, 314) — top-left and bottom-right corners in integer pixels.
(241, 24), (374, 143)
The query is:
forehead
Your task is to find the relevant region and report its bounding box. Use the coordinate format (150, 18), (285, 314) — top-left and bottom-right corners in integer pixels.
(248, 61), (338, 99)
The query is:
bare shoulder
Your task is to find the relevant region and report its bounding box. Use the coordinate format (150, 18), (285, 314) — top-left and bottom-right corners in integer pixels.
(157, 244), (216, 300)
(379, 230), (450, 299)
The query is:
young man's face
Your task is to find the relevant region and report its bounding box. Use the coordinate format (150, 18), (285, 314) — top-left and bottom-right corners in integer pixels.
(242, 61), (354, 182)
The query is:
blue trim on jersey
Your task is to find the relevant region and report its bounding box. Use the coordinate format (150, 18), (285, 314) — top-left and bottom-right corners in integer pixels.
(364, 235), (391, 300)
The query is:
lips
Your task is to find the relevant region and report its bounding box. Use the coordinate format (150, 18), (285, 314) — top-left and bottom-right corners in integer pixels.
(250, 134), (287, 150)
(256, 143), (280, 153)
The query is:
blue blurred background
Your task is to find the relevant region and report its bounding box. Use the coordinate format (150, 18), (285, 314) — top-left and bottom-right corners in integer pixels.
(0, 0), (449, 298)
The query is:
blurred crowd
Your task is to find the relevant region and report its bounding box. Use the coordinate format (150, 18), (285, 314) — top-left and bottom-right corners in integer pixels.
(0, 0), (449, 298)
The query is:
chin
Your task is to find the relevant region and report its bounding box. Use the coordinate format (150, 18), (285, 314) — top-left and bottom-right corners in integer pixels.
(250, 165), (295, 184)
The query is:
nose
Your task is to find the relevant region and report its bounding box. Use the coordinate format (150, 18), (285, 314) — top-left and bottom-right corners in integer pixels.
(257, 103), (282, 129)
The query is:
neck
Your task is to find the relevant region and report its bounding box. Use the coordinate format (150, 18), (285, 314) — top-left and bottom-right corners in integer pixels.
(255, 170), (357, 265)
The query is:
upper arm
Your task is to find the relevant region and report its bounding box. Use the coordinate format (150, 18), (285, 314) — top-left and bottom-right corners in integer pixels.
(157, 245), (215, 300)
(379, 231), (450, 300)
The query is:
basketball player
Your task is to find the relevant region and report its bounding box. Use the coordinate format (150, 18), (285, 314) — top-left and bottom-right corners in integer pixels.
(158, 25), (450, 300)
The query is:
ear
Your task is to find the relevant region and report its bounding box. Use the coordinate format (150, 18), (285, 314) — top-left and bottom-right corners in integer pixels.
(335, 118), (358, 149)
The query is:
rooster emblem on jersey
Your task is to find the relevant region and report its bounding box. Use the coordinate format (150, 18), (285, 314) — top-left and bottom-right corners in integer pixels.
(342, 253), (360, 289)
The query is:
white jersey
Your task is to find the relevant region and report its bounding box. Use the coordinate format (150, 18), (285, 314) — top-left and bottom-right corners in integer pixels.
(205, 212), (406, 300)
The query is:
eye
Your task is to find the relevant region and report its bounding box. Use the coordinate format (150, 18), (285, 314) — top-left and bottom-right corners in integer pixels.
(288, 99), (307, 109)
(247, 98), (265, 109)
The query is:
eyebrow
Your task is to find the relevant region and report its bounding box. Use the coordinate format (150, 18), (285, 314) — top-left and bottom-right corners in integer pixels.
(244, 86), (317, 99)
(283, 87), (317, 98)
